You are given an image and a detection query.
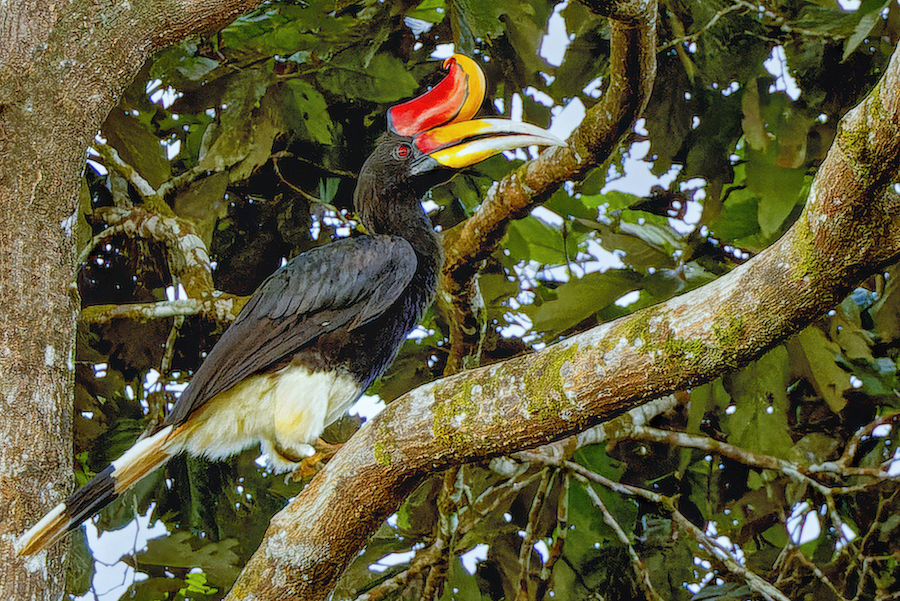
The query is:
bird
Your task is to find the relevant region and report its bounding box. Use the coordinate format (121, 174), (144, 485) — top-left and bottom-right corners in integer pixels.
(18, 54), (565, 556)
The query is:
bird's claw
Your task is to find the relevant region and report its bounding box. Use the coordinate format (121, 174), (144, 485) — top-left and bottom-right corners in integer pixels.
(289, 439), (343, 481)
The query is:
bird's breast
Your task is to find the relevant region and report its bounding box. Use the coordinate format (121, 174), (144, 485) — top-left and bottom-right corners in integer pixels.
(180, 363), (362, 473)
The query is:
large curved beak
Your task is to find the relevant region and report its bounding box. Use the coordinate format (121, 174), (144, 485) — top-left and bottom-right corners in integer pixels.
(388, 54), (486, 137)
(410, 118), (567, 174)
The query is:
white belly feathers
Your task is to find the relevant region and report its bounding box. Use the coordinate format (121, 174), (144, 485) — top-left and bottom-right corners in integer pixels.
(180, 364), (362, 473)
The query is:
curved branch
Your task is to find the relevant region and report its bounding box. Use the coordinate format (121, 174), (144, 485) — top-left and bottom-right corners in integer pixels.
(77, 205), (250, 325)
(439, 0), (659, 372)
(91, 206), (215, 299)
(224, 37), (900, 600)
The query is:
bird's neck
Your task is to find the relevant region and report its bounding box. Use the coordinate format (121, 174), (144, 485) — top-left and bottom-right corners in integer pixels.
(355, 181), (444, 279)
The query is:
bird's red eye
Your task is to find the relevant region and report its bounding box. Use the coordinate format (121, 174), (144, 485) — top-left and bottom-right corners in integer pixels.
(393, 143), (411, 160)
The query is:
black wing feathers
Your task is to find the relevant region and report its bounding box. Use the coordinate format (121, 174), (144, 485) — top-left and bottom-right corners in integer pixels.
(163, 235), (417, 426)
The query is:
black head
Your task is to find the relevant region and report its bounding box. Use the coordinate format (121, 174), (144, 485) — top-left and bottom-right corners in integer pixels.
(356, 130), (452, 201)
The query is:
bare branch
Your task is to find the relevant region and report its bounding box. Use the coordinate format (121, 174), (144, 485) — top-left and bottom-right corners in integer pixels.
(91, 143), (168, 210)
(628, 425), (896, 494)
(80, 295), (246, 325)
(515, 468), (554, 601)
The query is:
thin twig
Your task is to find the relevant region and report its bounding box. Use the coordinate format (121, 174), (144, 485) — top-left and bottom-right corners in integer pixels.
(91, 143), (171, 214)
(658, 1), (748, 52)
(160, 315), (185, 375)
(354, 540), (445, 601)
(535, 472), (569, 601)
(572, 472), (664, 601)
(515, 468), (554, 601)
(545, 460), (791, 601)
(629, 424), (896, 494)
(669, 510), (791, 601)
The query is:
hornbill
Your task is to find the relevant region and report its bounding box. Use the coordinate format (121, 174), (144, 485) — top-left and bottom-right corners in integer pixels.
(18, 54), (564, 556)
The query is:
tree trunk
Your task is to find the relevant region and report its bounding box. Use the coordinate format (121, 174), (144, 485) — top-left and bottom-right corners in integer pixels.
(0, 0), (261, 595)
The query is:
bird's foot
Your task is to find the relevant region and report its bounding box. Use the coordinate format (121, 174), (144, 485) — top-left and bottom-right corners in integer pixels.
(290, 439), (343, 481)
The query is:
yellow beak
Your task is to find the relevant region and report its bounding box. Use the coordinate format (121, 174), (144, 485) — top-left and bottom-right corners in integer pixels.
(411, 118), (566, 173)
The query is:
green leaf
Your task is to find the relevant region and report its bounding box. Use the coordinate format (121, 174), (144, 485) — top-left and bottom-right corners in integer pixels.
(178, 56), (221, 82)
(723, 346), (794, 459)
(317, 53), (418, 103)
(843, 0), (892, 60)
(692, 582), (754, 600)
(642, 58), (693, 175)
(641, 524), (694, 599)
(173, 171), (229, 247)
(182, 571), (218, 595)
(791, 326), (850, 412)
(745, 147), (807, 237)
(197, 68), (276, 178)
(543, 189), (599, 221)
(568, 446), (637, 544)
(832, 295), (875, 361)
(132, 532), (242, 586)
(65, 527), (95, 597)
(505, 215), (572, 265)
(407, 0), (448, 23)
(741, 79), (769, 151)
(709, 186), (760, 243)
(101, 108), (172, 189)
(318, 177), (341, 205)
(397, 476), (440, 534)
(789, 432), (841, 465)
(220, 5), (322, 57)
(577, 218), (680, 270)
(579, 189), (640, 211)
(126, 577), (187, 601)
(438, 556), (483, 601)
(529, 270), (644, 335)
(480, 272), (521, 309)
(283, 79), (333, 145)
(761, 523), (789, 548)
(680, 379), (729, 473)
(452, 0), (506, 42)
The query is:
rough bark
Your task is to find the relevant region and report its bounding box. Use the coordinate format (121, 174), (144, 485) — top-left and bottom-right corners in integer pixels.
(0, 0), (262, 596)
(223, 35), (900, 601)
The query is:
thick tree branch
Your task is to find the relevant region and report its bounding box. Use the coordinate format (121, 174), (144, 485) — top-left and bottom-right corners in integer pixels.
(225, 37), (900, 601)
(439, 0), (658, 372)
